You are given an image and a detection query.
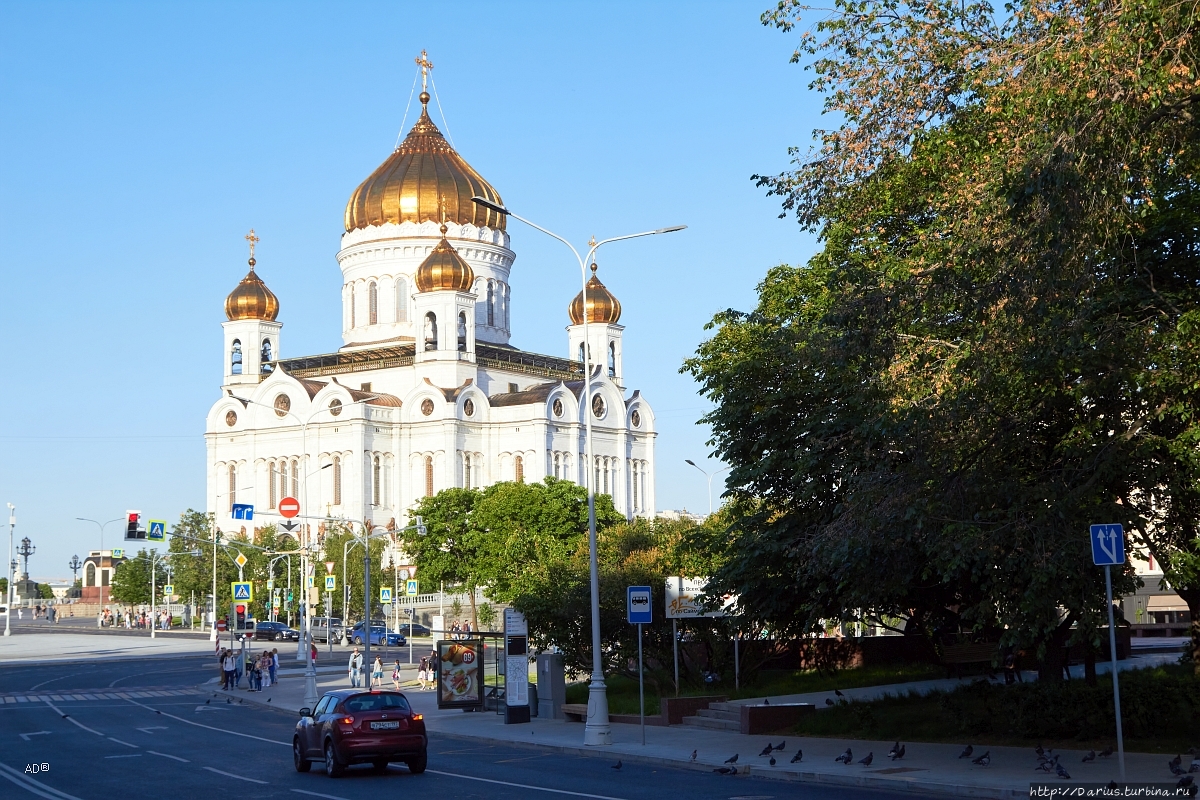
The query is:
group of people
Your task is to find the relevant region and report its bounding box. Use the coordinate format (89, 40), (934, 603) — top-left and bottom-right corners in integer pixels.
(97, 607), (173, 629)
(447, 620), (473, 639)
(218, 645), (280, 691)
(347, 647), (436, 691)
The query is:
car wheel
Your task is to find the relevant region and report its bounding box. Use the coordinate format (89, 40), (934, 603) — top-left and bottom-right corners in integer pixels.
(293, 737), (311, 772)
(406, 749), (427, 774)
(324, 741), (344, 778)
(353, 636), (362, 645)
(372, 759), (389, 772)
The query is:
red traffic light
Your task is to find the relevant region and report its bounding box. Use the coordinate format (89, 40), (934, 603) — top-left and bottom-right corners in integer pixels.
(235, 604), (245, 614)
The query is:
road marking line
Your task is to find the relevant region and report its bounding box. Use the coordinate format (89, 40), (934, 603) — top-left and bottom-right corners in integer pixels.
(136, 726), (168, 734)
(19, 731), (51, 741)
(104, 754), (142, 759)
(147, 750), (189, 763)
(426, 769), (630, 800)
(124, 698), (288, 746)
(291, 790), (352, 800)
(108, 737), (138, 748)
(43, 700), (103, 736)
(202, 766), (267, 784)
(0, 762), (83, 800)
(28, 672), (84, 691)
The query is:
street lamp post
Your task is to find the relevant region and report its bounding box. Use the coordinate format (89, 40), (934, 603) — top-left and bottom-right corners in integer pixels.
(684, 460), (730, 516)
(76, 517), (124, 554)
(4, 504), (13, 638)
(69, 555), (82, 588)
(473, 195), (685, 746)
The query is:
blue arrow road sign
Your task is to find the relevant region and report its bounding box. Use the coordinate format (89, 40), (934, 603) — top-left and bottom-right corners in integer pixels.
(627, 585), (652, 624)
(231, 504), (254, 520)
(1090, 523), (1126, 566)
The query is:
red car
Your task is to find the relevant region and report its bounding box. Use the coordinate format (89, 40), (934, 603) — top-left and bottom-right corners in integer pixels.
(294, 689), (427, 777)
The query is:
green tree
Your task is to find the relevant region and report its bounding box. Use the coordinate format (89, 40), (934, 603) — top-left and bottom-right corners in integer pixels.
(320, 522), (387, 624)
(110, 550), (153, 605)
(684, 0), (1200, 674)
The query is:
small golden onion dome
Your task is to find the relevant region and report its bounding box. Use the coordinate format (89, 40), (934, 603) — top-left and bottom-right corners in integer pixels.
(224, 258), (280, 321)
(344, 94), (506, 233)
(568, 264), (622, 324)
(415, 224), (476, 293)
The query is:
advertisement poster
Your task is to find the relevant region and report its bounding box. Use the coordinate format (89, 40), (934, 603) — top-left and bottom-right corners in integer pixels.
(504, 608), (529, 707)
(437, 640), (483, 709)
(665, 576), (735, 618)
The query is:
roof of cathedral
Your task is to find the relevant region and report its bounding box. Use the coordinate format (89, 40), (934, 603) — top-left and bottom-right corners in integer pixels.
(343, 92), (506, 233)
(568, 264), (621, 325)
(415, 224), (475, 293)
(273, 342), (583, 382)
(489, 380), (584, 407)
(225, 258), (279, 321)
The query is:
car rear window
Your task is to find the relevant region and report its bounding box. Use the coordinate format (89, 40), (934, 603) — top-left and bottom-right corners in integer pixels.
(343, 693), (411, 713)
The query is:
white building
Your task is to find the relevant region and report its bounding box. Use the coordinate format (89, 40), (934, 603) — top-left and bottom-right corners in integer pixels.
(205, 88), (657, 539)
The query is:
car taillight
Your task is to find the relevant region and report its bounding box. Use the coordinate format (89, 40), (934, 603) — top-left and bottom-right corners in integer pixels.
(412, 714), (423, 721)
(337, 715), (355, 731)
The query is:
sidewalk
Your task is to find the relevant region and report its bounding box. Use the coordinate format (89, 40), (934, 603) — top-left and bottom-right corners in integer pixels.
(211, 667), (1176, 800)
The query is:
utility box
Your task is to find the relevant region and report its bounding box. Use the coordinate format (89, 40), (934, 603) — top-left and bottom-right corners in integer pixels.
(536, 653), (566, 720)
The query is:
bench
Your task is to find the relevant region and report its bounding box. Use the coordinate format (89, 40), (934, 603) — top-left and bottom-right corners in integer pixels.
(940, 642), (997, 678)
(561, 703), (589, 722)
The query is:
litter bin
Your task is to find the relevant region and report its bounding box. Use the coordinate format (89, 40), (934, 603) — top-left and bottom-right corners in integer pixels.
(528, 684), (538, 717)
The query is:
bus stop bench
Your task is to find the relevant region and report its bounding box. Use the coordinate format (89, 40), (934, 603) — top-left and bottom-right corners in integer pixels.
(561, 703), (589, 722)
(941, 642), (997, 677)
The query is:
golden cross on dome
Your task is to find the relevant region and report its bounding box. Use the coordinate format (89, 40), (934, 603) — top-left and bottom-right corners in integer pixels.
(438, 193), (449, 235)
(245, 229), (259, 263)
(415, 50), (434, 92)
(588, 235), (598, 249)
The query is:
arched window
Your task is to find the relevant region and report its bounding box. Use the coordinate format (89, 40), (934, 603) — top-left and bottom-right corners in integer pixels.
(291, 458), (299, 497)
(332, 456), (342, 506)
(229, 464), (237, 510)
(279, 460), (288, 502)
(515, 455), (524, 483)
(603, 458), (610, 494)
(463, 453), (473, 490)
(487, 281), (495, 326)
(261, 339), (273, 375)
(594, 457), (601, 494)
(632, 462), (639, 512)
(350, 285), (357, 328)
(578, 342), (586, 365)
(395, 278), (408, 322)
(269, 461), (277, 509)
(368, 281), (378, 325)
(553, 453), (561, 479)
(230, 340), (243, 374)
(373, 455), (381, 506)
(503, 283), (510, 330)
(608, 342), (616, 377)
(424, 312), (437, 351)
(457, 312), (468, 351)
(424, 455), (434, 497)
(85, 562), (96, 588)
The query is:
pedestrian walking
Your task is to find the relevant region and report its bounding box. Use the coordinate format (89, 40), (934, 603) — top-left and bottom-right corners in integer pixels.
(348, 648), (363, 688)
(310, 639), (318, 664)
(391, 661), (402, 690)
(269, 649), (279, 685)
(371, 656), (384, 688)
(221, 649), (236, 690)
(417, 656), (430, 689)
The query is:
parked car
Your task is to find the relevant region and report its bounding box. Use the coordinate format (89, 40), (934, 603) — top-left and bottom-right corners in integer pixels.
(346, 620), (387, 642)
(352, 625), (405, 647)
(309, 617), (344, 643)
(294, 689), (426, 777)
(253, 621), (299, 641)
(396, 622), (432, 638)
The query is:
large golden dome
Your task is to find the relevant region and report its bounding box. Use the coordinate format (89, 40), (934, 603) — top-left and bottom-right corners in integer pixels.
(344, 93), (506, 233)
(415, 224), (476, 293)
(568, 264), (622, 324)
(225, 258), (279, 321)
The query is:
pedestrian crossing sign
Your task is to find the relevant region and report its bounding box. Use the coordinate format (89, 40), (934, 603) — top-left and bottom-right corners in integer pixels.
(325, 575), (336, 592)
(306, 576), (314, 588)
(380, 587), (392, 603)
(406, 579), (418, 596)
(231, 581), (253, 601)
(147, 520), (166, 541)
(163, 584), (174, 596)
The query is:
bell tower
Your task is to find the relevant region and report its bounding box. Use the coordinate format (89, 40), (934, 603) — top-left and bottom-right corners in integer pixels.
(222, 229), (282, 386)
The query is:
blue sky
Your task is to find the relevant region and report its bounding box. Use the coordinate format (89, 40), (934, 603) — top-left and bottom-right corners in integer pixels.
(0, 1), (822, 581)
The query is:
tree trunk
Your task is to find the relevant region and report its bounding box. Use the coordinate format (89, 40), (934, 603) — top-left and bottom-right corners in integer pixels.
(1037, 615), (1076, 683)
(1083, 641), (1097, 686)
(468, 584), (478, 631)
(1176, 588), (1200, 676)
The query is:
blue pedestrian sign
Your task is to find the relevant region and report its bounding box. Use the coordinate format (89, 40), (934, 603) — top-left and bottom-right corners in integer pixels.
(231, 504), (254, 520)
(1090, 523), (1126, 566)
(147, 520), (166, 541)
(231, 581), (253, 601)
(406, 579), (418, 596)
(627, 585), (652, 624)
(380, 587), (392, 603)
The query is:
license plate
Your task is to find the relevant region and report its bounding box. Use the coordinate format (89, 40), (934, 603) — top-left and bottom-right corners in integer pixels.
(370, 721), (400, 730)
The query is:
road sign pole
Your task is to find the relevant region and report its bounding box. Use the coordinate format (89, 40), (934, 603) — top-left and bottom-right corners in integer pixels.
(638, 622), (645, 746)
(672, 619), (679, 697)
(1105, 564), (1126, 780)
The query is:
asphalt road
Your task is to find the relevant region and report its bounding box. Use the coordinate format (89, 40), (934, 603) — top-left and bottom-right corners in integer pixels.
(0, 654), (927, 800)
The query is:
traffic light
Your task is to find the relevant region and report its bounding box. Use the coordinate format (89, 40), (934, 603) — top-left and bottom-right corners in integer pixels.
(124, 510), (145, 541)
(235, 604), (246, 629)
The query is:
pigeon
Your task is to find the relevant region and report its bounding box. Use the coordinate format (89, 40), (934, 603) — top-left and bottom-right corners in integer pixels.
(790, 749), (803, 764)
(1172, 763), (1188, 777)
(759, 744), (774, 757)
(713, 767), (736, 775)
(774, 740), (786, 752)
(1179, 775), (1196, 789)
(1108, 781), (1119, 790)
(1190, 760), (1200, 773)
(889, 745), (905, 761)
(690, 750), (697, 763)
(835, 689), (845, 698)
(1056, 763), (1071, 780)
(267, 698), (272, 703)
(226, 698), (231, 704)
(1035, 744), (1045, 758)
(972, 751), (991, 767)
(858, 753), (873, 766)
(1099, 746), (1114, 758)
(1174, 755), (1185, 769)
(887, 742), (901, 758)
(835, 748), (853, 764)
(769, 756), (776, 767)
(611, 760), (622, 771)
(205, 699), (210, 704)
(958, 745), (974, 759)
(724, 754), (739, 765)
(764, 698), (769, 705)
(825, 698), (835, 706)
(1082, 750), (1095, 763)
(1036, 761), (1053, 773)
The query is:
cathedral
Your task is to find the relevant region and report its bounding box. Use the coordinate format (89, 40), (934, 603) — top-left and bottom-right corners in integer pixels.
(204, 73), (657, 536)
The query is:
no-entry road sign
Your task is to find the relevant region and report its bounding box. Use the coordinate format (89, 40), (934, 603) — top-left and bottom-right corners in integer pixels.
(279, 497), (300, 519)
